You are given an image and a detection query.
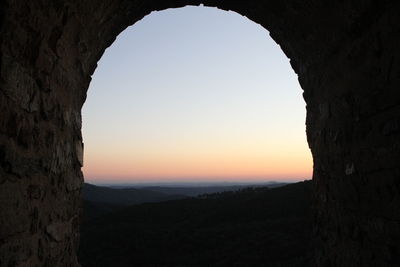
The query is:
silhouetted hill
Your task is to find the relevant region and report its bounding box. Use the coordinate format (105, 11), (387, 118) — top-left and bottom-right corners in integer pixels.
(83, 183), (187, 205)
(82, 182), (288, 220)
(79, 180), (312, 267)
(83, 200), (126, 221)
(139, 182), (288, 197)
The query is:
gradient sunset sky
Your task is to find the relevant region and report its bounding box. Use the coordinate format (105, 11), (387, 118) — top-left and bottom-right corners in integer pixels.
(82, 6), (312, 184)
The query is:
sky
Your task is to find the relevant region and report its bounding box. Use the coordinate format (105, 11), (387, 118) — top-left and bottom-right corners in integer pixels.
(82, 6), (312, 184)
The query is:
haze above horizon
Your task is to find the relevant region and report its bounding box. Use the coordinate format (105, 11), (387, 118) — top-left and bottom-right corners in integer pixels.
(82, 6), (312, 184)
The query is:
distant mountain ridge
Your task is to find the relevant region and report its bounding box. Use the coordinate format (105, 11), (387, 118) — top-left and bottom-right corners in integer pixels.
(82, 182), (290, 220)
(82, 183), (187, 205)
(139, 182), (288, 197)
(83, 181), (289, 202)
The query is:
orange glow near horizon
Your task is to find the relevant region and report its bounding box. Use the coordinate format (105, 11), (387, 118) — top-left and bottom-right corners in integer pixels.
(83, 137), (312, 183)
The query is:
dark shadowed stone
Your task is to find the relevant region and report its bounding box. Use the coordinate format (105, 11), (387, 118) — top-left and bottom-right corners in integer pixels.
(0, 1), (399, 266)
(46, 222), (72, 243)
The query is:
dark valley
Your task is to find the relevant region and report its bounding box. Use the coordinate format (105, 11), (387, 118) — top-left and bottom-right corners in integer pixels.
(79, 181), (312, 267)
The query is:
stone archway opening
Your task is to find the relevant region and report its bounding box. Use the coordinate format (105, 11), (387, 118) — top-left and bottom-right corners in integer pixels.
(78, 6), (314, 266)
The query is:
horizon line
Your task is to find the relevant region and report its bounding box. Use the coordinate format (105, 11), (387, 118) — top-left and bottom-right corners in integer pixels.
(85, 178), (311, 186)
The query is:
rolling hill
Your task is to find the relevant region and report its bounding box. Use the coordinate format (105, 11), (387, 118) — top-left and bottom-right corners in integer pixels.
(83, 183), (187, 205)
(79, 180), (312, 267)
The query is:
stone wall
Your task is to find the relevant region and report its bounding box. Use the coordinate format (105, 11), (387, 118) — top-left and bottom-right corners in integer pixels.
(0, 0), (399, 266)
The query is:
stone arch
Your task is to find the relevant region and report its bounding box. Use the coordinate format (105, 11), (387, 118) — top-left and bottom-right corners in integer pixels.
(0, 1), (399, 266)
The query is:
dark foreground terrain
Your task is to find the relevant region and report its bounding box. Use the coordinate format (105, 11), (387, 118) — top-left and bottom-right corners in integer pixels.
(79, 181), (312, 267)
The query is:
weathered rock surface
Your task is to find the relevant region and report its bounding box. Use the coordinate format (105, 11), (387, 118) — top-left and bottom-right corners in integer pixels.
(0, 1), (399, 266)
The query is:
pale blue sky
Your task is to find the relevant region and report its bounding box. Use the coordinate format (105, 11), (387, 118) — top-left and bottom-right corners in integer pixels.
(82, 6), (312, 183)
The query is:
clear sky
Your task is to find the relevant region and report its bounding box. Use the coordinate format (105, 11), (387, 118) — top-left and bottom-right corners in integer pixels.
(82, 6), (312, 184)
